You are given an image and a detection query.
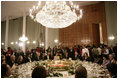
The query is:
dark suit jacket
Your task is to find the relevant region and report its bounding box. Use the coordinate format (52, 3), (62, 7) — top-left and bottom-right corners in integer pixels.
(44, 55), (53, 60)
(7, 60), (16, 67)
(82, 57), (93, 62)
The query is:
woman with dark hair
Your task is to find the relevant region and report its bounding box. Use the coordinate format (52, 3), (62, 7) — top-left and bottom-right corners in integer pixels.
(1, 64), (11, 78)
(102, 55), (110, 67)
(82, 53), (93, 62)
(32, 66), (47, 78)
(75, 65), (87, 78)
(1, 55), (6, 64)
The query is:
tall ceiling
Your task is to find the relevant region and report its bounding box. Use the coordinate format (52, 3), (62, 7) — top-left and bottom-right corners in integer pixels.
(1, 1), (100, 21)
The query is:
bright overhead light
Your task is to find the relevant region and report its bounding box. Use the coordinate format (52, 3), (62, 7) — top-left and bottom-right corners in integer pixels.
(19, 34), (28, 42)
(2, 43), (4, 45)
(33, 41), (36, 44)
(11, 42), (14, 45)
(54, 39), (58, 43)
(40, 43), (42, 46)
(16, 41), (18, 44)
(19, 42), (23, 47)
(27, 41), (30, 44)
(29, 1), (83, 28)
(42, 43), (44, 46)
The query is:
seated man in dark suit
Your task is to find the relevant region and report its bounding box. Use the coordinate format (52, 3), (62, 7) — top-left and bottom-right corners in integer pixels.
(44, 52), (53, 60)
(24, 53), (32, 63)
(107, 63), (117, 78)
(7, 55), (16, 67)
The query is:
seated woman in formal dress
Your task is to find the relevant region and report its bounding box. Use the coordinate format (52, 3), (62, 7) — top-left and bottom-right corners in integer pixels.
(54, 53), (60, 60)
(82, 52), (92, 62)
(102, 55), (110, 67)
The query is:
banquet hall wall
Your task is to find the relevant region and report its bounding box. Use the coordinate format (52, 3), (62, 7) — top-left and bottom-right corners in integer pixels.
(1, 1), (117, 49)
(1, 17), (23, 49)
(1, 17), (45, 49)
(1, 16), (59, 49)
(105, 1), (117, 46)
(59, 2), (108, 47)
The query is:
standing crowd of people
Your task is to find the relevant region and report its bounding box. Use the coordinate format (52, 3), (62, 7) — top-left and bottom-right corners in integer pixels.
(1, 43), (117, 78)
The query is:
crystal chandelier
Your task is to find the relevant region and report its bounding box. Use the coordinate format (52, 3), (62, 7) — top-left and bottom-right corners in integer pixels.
(29, 1), (83, 28)
(19, 34), (28, 42)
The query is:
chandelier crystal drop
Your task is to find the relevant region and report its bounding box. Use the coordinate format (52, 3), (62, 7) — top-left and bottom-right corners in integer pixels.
(29, 1), (83, 28)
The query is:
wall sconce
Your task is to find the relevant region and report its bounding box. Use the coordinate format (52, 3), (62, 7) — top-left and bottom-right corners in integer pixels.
(16, 41), (18, 44)
(27, 41), (30, 44)
(109, 36), (115, 40)
(40, 42), (44, 46)
(33, 41), (36, 44)
(2, 43), (4, 45)
(54, 39), (58, 43)
(11, 42), (14, 45)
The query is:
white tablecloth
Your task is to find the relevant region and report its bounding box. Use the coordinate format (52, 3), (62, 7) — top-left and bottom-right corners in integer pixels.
(10, 60), (110, 78)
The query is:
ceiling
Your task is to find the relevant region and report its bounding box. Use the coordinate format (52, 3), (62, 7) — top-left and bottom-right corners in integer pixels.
(1, 1), (100, 21)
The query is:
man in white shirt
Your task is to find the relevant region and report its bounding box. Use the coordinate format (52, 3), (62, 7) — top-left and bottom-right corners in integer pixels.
(104, 46), (109, 55)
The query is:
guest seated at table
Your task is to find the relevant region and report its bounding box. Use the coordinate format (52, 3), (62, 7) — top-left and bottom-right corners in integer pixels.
(36, 51), (42, 60)
(82, 53), (93, 62)
(54, 53), (60, 60)
(107, 63), (117, 78)
(1, 64), (11, 78)
(102, 55), (110, 67)
(68, 46), (74, 60)
(7, 55), (16, 67)
(1, 55), (6, 64)
(2, 60), (6, 64)
(73, 45), (81, 60)
(1, 55), (6, 60)
(24, 53), (32, 63)
(44, 52), (53, 60)
(109, 54), (117, 64)
(32, 49), (40, 61)
(64, 52), (69, 59)
(75, 65), (87, 78)
(57, 46), (64, 59)
(32, 66), (47, 78)
(82, 45), (89, 57)
(112, 57), (117, 64)
(16, 55), (24, 65)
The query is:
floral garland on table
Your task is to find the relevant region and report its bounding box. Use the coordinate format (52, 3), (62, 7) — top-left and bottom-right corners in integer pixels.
(9, 59), (110, 78)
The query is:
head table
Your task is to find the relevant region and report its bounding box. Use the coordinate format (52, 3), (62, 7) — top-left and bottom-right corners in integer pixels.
(9, 59), (110, 78)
